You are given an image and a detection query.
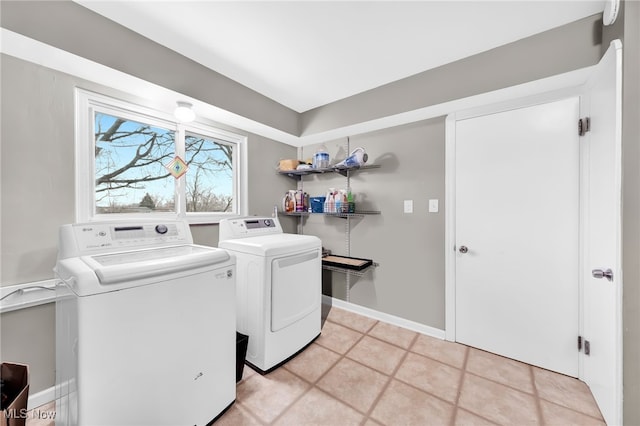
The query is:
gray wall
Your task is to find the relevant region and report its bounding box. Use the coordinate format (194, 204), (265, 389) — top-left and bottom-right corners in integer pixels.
(0, 305), (55, 394)
(299, 119), (445, 327)
(620, 1), (640, 423)
(0, 54), (295, 393)
(1, 56), (76, 286)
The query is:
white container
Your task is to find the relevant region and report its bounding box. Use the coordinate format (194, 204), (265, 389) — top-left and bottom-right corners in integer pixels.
(313, 146), (330, 169)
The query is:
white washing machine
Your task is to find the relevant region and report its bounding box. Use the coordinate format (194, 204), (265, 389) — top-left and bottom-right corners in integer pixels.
(218, 217), (321, 373)
(54, 220), (236, 426)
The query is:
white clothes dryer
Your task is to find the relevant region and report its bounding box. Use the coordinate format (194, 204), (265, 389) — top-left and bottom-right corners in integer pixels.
(218, 217), (321, 373)
(54, 220), (236, 426)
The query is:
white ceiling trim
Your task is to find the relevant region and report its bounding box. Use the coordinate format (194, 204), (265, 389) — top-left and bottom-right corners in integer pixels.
(2, 29), (592, 148)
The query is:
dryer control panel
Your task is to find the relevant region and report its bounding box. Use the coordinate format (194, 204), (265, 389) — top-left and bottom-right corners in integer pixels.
(219, 217), (283, 241)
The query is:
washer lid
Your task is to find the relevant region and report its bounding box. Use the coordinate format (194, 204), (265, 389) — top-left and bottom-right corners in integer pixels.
(219, 233), (321, 256)
(81, 244), (230, 284)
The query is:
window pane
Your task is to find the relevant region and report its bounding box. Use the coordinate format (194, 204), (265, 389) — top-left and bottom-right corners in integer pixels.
(185, 134), (234, 213)
(94, 112), (176, 214)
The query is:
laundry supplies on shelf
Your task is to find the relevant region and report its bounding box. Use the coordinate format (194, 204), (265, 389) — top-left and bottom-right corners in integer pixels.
(283, 190), (309, 213)
(323, 188), (354, 213)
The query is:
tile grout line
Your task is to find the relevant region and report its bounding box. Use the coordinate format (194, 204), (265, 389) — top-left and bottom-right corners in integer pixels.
(234, 307), (605, 425)
(448, 347), (511, 426)
(320, 317), (380, 424)
(358, 329), (421, 425)
(462, 369), (540, 397)
(537, 398), (606, 423)
(329, 308), (468, 369)
(329, 312), (501, 421)
(267, 344), (363, 424)
(233, 393), (270, 426)
(389, 354), (469, 410)
(531, 369), (607, 424)
(530, 365), (546, 426)
(236, 318), (356, 426)
(457, 348), (550, 397)
(268, 315), (377, 425)
(324, 313), (378, 335)
(449, 345), (470, 426)
(235, 373), (281, 426)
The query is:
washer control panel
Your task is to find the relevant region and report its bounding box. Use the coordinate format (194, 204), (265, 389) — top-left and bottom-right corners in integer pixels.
(58, 220), (193, 258)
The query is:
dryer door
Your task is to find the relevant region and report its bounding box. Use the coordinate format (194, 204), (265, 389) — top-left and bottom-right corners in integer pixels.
(271, 249), (321, 332)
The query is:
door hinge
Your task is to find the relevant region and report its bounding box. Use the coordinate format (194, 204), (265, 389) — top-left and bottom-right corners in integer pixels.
(578, 335), (582, 351)
(578, 117), (591, 136)
(578, 336), (591, 355)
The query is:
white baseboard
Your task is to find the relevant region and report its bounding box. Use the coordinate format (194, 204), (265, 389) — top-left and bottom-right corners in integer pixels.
(322, 295), (445, 340)
(28, 385), (56, 409)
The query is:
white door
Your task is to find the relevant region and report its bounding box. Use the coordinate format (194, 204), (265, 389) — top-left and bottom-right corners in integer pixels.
(454, 97), (580, 376)
(581, 40), (623, 426)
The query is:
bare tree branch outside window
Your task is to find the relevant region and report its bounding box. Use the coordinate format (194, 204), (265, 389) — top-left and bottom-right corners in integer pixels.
(94, 112), (234, 214)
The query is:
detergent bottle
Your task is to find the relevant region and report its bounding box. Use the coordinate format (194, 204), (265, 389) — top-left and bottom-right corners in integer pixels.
(325, 188), (335, 212)
(295, 190), (305, 212)
(284, 190), (296, 212)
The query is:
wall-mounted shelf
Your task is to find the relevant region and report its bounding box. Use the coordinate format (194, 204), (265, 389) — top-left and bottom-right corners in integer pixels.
(279, 164), (381, 180)
(280, 210), (381, 218)
(322, 262), (379, 277)
(277, 145), (380, 302)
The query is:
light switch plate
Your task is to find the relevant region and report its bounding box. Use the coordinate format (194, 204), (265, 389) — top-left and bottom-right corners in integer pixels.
(404, 200), (413, 213)
(429, 199), (439, 213)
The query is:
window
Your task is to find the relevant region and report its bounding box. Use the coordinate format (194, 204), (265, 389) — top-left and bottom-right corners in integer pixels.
(76, 89), (247, 224)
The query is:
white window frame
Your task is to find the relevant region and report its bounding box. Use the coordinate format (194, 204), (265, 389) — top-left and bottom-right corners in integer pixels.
(75, 88), (248, 224)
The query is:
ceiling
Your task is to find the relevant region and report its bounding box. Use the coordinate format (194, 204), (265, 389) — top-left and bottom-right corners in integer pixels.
(75, 1), (605, 113)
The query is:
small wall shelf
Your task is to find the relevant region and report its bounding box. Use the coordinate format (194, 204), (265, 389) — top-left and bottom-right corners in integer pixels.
(280, 211), (381, 218)
(278, 164), (381, 180)
(322, 262), (379, 277)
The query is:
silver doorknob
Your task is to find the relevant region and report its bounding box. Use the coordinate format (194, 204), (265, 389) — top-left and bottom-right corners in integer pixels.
(459, 246), (469, 254)
(592, 268), (613, 282)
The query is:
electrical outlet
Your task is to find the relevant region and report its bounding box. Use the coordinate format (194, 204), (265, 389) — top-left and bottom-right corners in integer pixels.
(404, 200), (413, 214)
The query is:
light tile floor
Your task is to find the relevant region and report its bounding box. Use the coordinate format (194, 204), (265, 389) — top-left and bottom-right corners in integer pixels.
(220, 305), (605, 426)
(25, 304), (605, 426)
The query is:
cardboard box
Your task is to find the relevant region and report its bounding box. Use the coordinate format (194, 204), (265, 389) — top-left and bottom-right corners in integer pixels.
(278, 159), (301, 171)
(1, 363), (29, 426)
